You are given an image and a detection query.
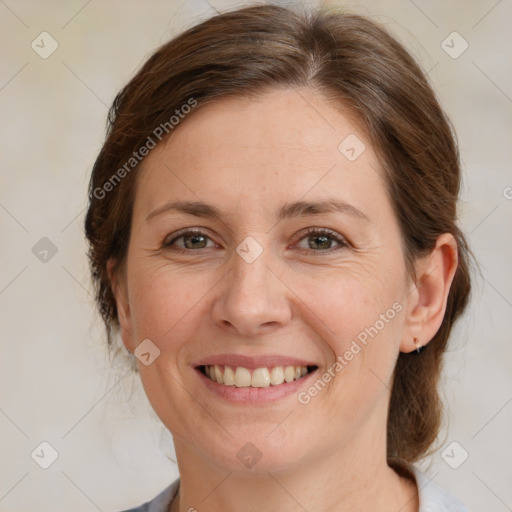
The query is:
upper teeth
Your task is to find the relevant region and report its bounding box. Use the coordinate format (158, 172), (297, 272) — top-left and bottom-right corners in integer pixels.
(204, 365), (310, 387)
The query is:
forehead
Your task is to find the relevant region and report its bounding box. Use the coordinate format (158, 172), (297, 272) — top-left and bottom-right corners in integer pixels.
(160, 87), (368, 163)
(135, 87), (388, 217)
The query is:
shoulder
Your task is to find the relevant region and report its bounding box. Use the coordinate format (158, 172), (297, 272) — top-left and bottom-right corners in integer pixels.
(411, 465), (470, 512)
(118, 478), (179, 512)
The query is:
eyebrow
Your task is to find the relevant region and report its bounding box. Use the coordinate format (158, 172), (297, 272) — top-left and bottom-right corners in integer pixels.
(146, 198), (369, 222)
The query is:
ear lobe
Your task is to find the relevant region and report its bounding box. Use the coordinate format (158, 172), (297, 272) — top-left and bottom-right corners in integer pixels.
(400, 233), (459, 353)
(107, 258), (135, 352)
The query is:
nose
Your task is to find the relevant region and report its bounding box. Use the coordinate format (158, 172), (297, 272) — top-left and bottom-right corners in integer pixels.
(211, 243), (292, 337)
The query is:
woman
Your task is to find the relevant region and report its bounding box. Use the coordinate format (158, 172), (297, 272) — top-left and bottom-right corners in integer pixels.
(85, 4), (472, 511)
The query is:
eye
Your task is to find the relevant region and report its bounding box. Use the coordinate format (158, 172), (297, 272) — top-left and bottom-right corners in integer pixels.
(162, 227), (349, 254)
(293, 228), (348, 253)
(163, 230), (216, 251)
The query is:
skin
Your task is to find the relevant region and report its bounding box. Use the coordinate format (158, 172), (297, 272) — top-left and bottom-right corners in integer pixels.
(110, 88), (458, 512)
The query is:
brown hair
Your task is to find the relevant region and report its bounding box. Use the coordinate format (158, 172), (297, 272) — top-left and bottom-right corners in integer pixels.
(85, 4), (472, 467)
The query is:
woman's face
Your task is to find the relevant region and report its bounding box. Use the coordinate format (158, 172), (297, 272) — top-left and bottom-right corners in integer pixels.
(115, 88), (415, 473)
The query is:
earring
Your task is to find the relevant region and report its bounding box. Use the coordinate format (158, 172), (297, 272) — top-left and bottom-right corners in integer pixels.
(413, 337), (425, 354)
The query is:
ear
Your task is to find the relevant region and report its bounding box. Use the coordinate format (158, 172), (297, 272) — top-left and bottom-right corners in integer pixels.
(107, 258), (135, 353)
(400, 233), (459, 353)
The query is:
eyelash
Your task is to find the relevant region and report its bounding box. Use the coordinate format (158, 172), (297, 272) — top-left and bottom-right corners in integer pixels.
(163, 227), (349, 255)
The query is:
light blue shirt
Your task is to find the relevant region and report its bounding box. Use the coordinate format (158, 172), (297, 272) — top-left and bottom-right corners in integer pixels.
(121, 465), (469, 511)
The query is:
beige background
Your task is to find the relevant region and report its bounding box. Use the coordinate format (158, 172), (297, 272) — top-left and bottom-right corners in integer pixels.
(1, 0), (511, 511)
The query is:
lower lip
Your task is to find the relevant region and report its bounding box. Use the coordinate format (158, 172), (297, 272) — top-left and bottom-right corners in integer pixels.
(195, 367), (318, 404)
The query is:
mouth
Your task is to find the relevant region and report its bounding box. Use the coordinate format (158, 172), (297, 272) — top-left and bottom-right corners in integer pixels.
(197, 364), (319, 388)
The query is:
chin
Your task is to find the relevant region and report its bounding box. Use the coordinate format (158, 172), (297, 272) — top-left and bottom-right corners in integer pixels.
(197, 430), (311, 476)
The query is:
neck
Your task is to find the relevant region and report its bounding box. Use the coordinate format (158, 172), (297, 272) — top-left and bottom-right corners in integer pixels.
(169, 427), (419, 512)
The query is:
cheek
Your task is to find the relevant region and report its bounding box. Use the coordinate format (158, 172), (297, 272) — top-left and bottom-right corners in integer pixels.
(291, 261), (404, 346)
(126, 267), (218, 435)
(126, 264), (206, 350)
(288, 263), (406, 403)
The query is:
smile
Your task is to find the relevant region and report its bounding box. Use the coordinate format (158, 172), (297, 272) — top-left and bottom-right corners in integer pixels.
(200, 364), (318, 388)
